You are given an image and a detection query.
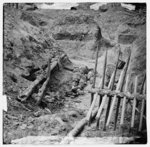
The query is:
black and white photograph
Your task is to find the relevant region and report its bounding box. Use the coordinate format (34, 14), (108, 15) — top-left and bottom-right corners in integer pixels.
(1, 1), (148, 145)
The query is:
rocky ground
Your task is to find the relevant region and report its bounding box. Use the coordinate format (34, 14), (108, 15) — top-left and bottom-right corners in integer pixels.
(3, 3), (146, 144)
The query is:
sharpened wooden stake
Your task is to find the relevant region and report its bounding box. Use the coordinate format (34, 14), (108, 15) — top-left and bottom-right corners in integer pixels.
(96, 68), (116, 129)
(131, 76), (138, 129)
(88, 49), (107, 125)
(99, 49), (108, 106)
(87, 81), (102, 123)
(91, 40), (100, 105)
(88, 80), (102, 126)
(120, 75), (130, 133)
(138, 81), (146, 132)
(140, 74), (146, 94)
(114, 49), (131, 130)
(103, 47), (120, 130)
(136, 73), (146, 108)
(106, 49), (131, 127)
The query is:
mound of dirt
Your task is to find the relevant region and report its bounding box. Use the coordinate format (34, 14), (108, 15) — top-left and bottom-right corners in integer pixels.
(52, 13), (102, 59)
(3, 7), (65, 96)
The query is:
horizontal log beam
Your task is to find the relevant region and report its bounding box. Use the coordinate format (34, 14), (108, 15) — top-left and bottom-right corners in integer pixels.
(88, 88), (146, 101)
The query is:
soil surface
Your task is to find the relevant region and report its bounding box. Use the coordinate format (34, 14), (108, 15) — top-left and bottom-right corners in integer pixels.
(3, 3), (146, 144)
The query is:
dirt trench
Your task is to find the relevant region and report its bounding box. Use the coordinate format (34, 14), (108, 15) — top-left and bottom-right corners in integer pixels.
(3, 3), (146, 145)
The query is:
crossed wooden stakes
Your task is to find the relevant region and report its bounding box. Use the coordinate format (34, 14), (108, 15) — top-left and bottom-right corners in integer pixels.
(86, 43), (146, 136)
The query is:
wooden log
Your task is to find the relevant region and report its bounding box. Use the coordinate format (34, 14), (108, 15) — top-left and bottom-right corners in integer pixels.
(91, 40), (100, 105)
(96, 67), (116, 129)
(114, 49), (131, 130)
(138, 98), (145, 131)
(120, 75), (130, 133)
(99, 49), (108, 105)
(95, 49), (108, 127)
(87, 81), (102, 125)
(68, 108), (98, 137)
(138, 82), (146, 131)
(18, 74), (45, 102)
(106, 49), (131, 127)
(131, 76), (138, 129)
(88, 88), (145, 100)
(103, 48), (120, 130)
(36, 58), (51, 105)
(18, 57), (62, 102)
(88, 49), (107, 125)
(103, 96), (112, 131)
(96, 95), (107, 128)
(140, 74), (146, 94)
(136, 73), (146, 107)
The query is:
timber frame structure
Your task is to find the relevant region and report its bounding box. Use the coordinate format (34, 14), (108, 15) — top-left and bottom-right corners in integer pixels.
(66, 43), (146, 139)
(87, 43), (146, 134)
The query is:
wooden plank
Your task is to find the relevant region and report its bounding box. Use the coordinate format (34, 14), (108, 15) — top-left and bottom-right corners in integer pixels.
(120, 75), (130, 132)
(138, 82), (146, 131)
(106, 49), (131, 127)
(131, 76), (138, 129)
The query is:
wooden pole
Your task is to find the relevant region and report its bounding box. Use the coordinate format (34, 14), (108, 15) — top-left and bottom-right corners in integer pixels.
(138, 81), (146, 132)
(88, 48), (106, 125)
(96, 68), (116, 129)
(131, 76), (138, 130)
(114, 49), (131, 130)
(106, 49), (131, 127)
(89, 89), (145, 100)
(68, 108), (98, 137)
(99, 49), (107, 106)
(136, 73), (146, 107)
(87, 82), (101, 123)
(140, 74), (146, 94)
(103, 47), (120, 130)
(91, 40), (100, 105)
(120, 74), (130, 133)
